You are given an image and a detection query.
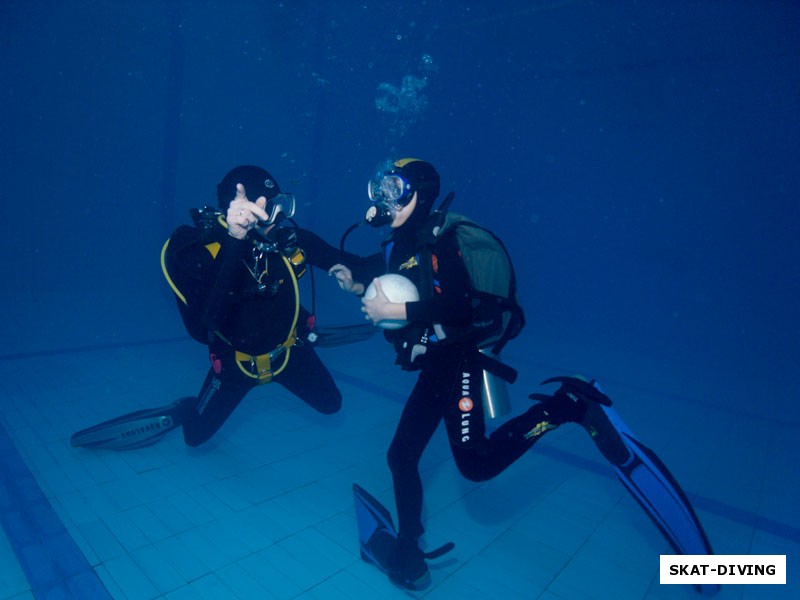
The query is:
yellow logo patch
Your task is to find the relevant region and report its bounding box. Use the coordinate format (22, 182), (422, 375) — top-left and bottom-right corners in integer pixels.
(399, 256), (418, 271)
(523, 420), (557, 440)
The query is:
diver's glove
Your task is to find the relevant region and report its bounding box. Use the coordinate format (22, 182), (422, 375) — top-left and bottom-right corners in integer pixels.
(529, 375), (612, 424)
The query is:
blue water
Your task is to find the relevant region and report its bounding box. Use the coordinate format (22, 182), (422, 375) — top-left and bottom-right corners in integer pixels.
(1, 1), (798, 598)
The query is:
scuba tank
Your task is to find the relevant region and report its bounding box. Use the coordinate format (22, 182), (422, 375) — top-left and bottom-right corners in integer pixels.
(479, 349), (512, 419)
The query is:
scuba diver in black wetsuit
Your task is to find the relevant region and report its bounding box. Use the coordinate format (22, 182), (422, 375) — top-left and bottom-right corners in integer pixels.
(329, 158), (588, 587)
(330, 159), (717, 593)
(72, 165), (370, 449)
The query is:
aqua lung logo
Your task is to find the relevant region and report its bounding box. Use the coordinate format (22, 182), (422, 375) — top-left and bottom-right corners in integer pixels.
(458, 371), (474, 443)
(120, 416), (173, 439)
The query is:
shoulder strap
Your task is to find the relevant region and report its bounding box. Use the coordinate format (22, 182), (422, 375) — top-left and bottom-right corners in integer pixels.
(433, 214), (526, 354)
(414, 200), (456, 302)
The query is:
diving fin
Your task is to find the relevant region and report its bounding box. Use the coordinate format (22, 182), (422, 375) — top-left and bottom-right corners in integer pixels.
(599, 403), (720, 596)
(310, 323), (377, 348)
(354, 484), (399, 572)
(70, 402), (183, 450)
(353, 484), (454, 590)
(537, 377), (719, 596)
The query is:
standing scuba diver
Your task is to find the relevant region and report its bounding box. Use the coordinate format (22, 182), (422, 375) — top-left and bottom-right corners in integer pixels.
(330, 158), (717, 594)
(72, 165), (371, 450)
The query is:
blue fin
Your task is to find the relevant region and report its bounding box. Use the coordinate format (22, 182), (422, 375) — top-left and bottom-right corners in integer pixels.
(600, 405), (720, 596)
(353, 484), (398, 573)
(352, 484), (455, 583)
(70, 404), (181, 450)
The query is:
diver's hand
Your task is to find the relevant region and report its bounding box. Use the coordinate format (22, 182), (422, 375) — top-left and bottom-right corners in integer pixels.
(329, 264), (365, 295)
(227, 183), (270, 240)
(362, 278), (406, 324)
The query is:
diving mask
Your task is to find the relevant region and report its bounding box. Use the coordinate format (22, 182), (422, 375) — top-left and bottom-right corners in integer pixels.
(365, 173), (414, 227)
(256, 193), (296, 227)
(367, 174), (412, 207)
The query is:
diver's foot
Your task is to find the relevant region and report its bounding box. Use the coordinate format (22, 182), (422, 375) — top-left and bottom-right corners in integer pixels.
(528, 375), (610, 424)
(171, 397), (197, 422)
(387, 535), (430, 590)
(534, 376), (630, 465)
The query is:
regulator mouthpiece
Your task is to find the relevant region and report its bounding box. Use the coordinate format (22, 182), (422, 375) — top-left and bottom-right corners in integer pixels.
(365, 203), (394, 227)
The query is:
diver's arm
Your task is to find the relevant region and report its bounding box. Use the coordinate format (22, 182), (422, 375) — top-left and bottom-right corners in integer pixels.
(406, 234), (472, 325)
(361, 277), (406, 323)
(296, 227), (384, 296)
(331, 252), (384, 296)
(362, 234), (471, 327)
(330, 264), (365, 296)
(295, 228), (369, 271)
(199, 188), (272, 331)
(164, 224), (247, 340)
(227, 184), (270, 240)
(198, 234), (249, 333)
(350, 253), (386, 284)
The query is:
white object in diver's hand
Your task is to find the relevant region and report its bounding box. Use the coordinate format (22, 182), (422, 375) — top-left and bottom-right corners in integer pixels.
(363, 274), (419, 329)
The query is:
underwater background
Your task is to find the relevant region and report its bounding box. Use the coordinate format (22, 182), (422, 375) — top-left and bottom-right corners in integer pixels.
(1, 1), (798, 599)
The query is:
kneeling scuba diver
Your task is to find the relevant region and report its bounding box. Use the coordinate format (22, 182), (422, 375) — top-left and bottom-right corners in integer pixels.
(71, 165), (375, 451)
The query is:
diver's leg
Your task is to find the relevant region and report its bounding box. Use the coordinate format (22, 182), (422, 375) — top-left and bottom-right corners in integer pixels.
(531, 376), (628, 464)
(387, 367), (445, 540)
(447, 353), (580, 481)
(384, 351), (457, 590)
(275, 344), (342, 414)
(181, 348), (254, 447)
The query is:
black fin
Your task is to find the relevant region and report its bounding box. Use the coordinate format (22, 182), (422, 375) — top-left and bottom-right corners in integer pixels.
(312, 323), (377, 348)
(70, 404), (182, 450)
(423, 542), (455, 559)
(538, 375), (613, 406)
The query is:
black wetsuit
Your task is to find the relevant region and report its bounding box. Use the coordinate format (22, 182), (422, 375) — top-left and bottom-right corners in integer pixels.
(163, 216), (351, 446)
(351, 221), (563, 540)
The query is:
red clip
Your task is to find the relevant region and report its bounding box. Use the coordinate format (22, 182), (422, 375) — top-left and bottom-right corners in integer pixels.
(209, 353), (222, 374)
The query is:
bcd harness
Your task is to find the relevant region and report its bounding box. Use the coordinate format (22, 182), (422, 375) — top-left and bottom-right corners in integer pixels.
(419, 211), (525, 355)
(161, 210), (305, 384)
(384, 196), (525, 357)
(381, 196), (524, 383)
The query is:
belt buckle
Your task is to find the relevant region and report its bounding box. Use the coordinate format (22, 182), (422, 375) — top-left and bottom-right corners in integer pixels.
(269, 344), (286, 362)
